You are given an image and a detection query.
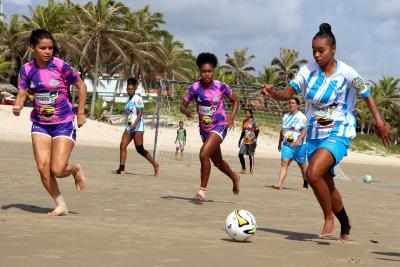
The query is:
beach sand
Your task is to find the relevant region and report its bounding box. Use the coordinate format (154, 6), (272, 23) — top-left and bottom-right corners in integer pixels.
(1, 105), (400, 266)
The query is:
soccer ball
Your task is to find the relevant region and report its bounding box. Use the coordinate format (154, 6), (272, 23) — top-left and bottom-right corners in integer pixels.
(225, 210), (257, 241)
(363, 175), (373, 183)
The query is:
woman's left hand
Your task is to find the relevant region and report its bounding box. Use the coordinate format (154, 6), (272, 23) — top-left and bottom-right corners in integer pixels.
(77, 113), (86, 128)
(292, 139), (302, 147)
(226, 117), (235, 130)
(376, 123), (392, 147)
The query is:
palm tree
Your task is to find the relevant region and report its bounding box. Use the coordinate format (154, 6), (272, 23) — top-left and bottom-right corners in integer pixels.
(222, 47), (255, 85)
(75, 0), (139, 119)
(271, 48), (307, 87)
(258, 66), (278, 85)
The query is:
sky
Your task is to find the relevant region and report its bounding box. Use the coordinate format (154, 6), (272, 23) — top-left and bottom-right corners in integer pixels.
(3, 0), (400, 81)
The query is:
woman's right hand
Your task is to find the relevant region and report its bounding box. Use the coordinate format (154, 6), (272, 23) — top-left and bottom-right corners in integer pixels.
(12, 104), (22, 116)
(278, 143), (282, 152)
(185, 110), (194, 119)
(376, 123), (392, 147)
(261, 84), (275, 98)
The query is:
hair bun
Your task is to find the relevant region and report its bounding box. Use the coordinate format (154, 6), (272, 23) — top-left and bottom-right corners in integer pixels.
(319, 23), (332, 33)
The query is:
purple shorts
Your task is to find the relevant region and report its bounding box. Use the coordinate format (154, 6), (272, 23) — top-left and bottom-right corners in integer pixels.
(31, 121), (76, 143)
(200, 124), (227, 142)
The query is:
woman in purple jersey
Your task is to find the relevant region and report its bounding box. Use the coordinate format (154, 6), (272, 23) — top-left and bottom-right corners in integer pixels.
(12, 29), (87, 216)
(180, 53), (240, 201)
(262, 23), (391, 243)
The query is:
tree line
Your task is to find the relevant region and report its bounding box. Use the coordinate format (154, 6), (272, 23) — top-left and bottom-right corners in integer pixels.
(0, 0), (399, 142)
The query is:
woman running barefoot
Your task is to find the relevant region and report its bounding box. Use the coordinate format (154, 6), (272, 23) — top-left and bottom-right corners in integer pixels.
(115, 78), (159, 176)
(180, 52), (240, 201)
(12, 29), (87, 216)
(262, 23), (391, 243)
(238, 109), (259, 174)
(273, 97), (308, 190)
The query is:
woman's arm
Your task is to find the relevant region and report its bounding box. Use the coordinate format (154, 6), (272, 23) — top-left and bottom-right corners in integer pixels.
(364, 96), (392, 147)
(227, 92), (239, 129)
(180, 100), (194, 119)
(262, 84), (296, 101)
(74, 79), (87, 127)
(292, 127), (307, 147)
(278, 129), (283, 151)
(131, 108), (143, 130)
(12, 90), (27, 116)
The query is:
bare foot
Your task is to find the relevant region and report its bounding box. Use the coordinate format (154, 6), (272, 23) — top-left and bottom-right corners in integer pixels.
(340, 219), (352, 243)
(154, 163), (160, 176)
(272, 184), (282, 190)
(319, 215), (335, 238)
(48, 205), (68, 217)
(232, 175), (240, 195)
(72, 164), (86, 191)
(240, 170), (247, 174)
(193, 187), (206, 201)
(301, 187), (308, 191)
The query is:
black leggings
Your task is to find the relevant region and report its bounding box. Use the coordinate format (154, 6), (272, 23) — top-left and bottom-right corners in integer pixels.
(239, 153), (254, 171)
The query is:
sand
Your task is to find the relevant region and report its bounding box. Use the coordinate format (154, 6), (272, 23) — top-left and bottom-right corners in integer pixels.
(1, 105), (400, 266)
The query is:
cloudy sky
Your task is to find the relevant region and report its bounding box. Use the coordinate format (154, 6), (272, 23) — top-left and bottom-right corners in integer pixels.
(3, 0), (400, 81)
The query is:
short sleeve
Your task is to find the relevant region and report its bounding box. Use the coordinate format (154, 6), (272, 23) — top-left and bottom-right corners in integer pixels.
(288, 65), (307, 94)
(298, 114), (308, 130)
(17, 67), (29, 92)
(135, 95), (144, 109)
(61, 62), (80, 85)
(221, 83), (233, 98)
(183, 84), (196, 103)
(346, 66), (370, 99)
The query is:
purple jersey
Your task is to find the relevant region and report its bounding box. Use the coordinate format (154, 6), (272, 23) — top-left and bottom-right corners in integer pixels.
(18, 57), (80, 124)
(183, 80), (233, 132)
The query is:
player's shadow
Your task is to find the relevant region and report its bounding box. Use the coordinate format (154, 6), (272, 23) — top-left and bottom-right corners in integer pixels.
(112, 171), (154, 177)
(258, 227), (332, 245)
(372, 252), (400, 262)
(221, 238), (252, 243)
(1, 204), (78, 214)
(265, 185), (299, 191)
(160, 195), (233, 205)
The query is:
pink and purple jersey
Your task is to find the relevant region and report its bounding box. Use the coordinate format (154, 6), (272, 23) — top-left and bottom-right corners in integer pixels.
(183, 80), (233, 132)
(18, 57), (80, 125)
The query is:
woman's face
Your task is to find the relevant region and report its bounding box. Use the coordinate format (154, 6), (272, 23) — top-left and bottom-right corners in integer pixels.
(127, 84), (136, 97)
(31, 38), (53, 64)
(200, 63), (214, 84)
(244, 110), (252, 119)
(312, 38), (336, 68)
(288, 99), (299, 113)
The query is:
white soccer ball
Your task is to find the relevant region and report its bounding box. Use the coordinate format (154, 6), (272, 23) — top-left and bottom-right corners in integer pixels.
(363, 175), (373, 183)
(225, 209), (257, 241)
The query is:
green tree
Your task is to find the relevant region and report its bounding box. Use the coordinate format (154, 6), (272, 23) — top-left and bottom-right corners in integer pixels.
(271, 48), (307, 87)
(222, 47), (255, 85)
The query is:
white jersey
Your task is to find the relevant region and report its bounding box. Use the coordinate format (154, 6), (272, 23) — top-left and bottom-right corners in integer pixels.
(289, 61), (370, 139)
(282, 111), (307, 146)
(125, 94), (144, 128)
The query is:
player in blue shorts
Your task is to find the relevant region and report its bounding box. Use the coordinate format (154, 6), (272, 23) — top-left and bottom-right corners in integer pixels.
(273, 97), (308, 190)
(262, 23), (391, 243)
(115, 78), (159, 176)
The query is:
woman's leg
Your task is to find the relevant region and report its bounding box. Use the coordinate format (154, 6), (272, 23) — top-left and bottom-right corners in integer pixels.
(51, 137), (85, 191)
(209, 140), (240, 195)
(132, 132), (159, 176)
(273, 159), (291, 189)
(117, 130), (132, 174)
(306, 148), (336, 238)
(298, 163), (309, 189)
(323, 173), (351, 243)
(249, 155), (254, 174)
(32, 134), (67, 216)
(238, 153), (246, 173)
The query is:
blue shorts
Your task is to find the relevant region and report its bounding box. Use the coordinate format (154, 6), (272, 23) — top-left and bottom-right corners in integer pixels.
(31, 121), (76, 143)
(281, 144), (306, 165)
(200, 124), (227, 142)
(307, 136), (350, 175)
(126, 119), (144, 138)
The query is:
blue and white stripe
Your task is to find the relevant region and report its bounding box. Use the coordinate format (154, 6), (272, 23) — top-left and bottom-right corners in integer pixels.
(289, 60), (370, 139)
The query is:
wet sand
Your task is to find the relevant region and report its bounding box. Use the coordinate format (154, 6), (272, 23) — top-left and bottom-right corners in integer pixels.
(1, 140), (400, 267)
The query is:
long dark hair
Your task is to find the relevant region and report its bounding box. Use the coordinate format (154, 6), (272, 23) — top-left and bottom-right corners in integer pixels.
(30, 29), (60, 56)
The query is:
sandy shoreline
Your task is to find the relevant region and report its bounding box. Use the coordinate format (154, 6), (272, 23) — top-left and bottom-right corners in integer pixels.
(1, 105), (399, 167)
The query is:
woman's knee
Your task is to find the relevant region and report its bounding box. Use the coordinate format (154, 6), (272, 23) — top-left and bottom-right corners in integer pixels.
(50, 163), (67, 178)
(306, 165), (322, 184)
(199, 150), (210, 162)
(36, 162), (50, 176)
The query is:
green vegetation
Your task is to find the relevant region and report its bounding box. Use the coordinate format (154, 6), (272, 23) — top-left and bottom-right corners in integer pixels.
(351, 134), (400, 155)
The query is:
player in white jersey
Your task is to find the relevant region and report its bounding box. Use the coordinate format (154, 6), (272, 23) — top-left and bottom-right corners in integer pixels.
(262, 23), (391, 243)
(273, 97), (308, 190)
(115, 78), (159, 176)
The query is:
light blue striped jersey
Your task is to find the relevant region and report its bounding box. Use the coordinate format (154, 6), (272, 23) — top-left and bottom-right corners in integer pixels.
(289, 61), (370, 139)
(282, 111), (307, 146)
(125, 94), (144, 127)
